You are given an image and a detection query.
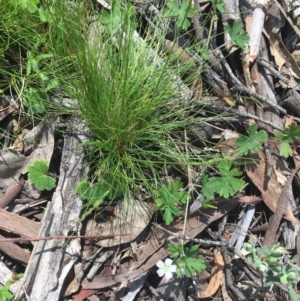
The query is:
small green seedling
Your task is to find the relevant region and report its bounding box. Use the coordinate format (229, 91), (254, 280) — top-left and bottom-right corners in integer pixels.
(189, 195), (218, 213)
(194, 43), (211, 61)
(225, 20), (249, 51)
(168, 243), (206, 277)
(76, 180), (110, 220)
(28, 159), (56, 191)
(12, 0), (50, 22)
(12, 0), (39, 13)
(244, 242), (300, 301)
(235, 124), (268, 156)
(0, 273), (24, 301)
(273, 123), (300, 158)
(99, 1), (122, 34)
(155, 180), (188, 225)
(23, 88), (49, 114)
(100, 1), (137, 36)
(26, 51), (53, 77)
(201, 160), (244, 199)
(209, 0), (224, 13)
(163, 0), (197, 30)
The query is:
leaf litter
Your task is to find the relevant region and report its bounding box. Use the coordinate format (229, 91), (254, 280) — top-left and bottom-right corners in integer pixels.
(0, 1), (300, 301)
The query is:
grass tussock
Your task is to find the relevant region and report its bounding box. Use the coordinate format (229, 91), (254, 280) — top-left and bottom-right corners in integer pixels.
(14, 1), (217, 198)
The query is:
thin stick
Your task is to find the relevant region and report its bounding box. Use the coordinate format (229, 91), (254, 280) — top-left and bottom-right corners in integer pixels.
(153, 223), (228, 246)
(0, 234), (128, 243)
(182, 129), (192, 240)
(214, 48), (300, 123)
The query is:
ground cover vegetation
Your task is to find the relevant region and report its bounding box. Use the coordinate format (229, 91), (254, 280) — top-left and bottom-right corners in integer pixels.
(0, 0), (300, 300)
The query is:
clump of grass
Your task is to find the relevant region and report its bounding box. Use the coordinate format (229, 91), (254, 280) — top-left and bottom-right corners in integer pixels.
(50, 1), (214, 198)
(0, 1), (72, 118)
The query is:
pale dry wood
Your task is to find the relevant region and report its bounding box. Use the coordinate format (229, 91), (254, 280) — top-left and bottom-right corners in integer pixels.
(122, 271), (150, 301)
(15, 116), (91, 301)
(255, 35), (283, 131)
(0, 261), (19, 294)
(228, 205), (255, 251)
(87, 249), (115, 280)
(249, 0), (273, 62)
(282, 222), (300, 249)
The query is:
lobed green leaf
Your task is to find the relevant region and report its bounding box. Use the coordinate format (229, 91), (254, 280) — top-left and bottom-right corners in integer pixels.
(28, 159), (56, 191)
(235, 124), (268, 155)
(225, 20), (249, 50)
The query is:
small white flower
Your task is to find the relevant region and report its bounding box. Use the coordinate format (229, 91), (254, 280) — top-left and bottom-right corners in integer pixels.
(156, 258), (177, 281)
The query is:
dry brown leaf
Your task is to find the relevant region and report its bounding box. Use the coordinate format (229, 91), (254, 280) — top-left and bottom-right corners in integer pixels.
(21, 117), (55, 199)
(72, 288), (98, 301)
(218, 138), (239, 157)
(82, 198), (239, 289)
(86, 200), (155, 247)
(274, 169), (287, 185)
(199, 250), (224, 298)
(0, 150), (28, 189)
(285, 118), (296, 128)
(222, 130), (239, 140)
(270, 33), (300, 79)
(245, 151), (299, 224)
(270, 40), (286, 71)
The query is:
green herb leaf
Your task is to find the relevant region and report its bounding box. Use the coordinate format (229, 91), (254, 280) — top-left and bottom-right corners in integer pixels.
(28, 159), (56, 191)
(23, 88), (49, 114)
(225, 20), (249, 50)
(26, 2), (37, 13)
(168, 243), (183, 259)
(235, 124), (268, 155)
(100, 1), (122, 34)
(274, 124), (300, 157)
(202, 201), (217, 209)
(185, 257), (206, 277)
(163, 0), (197, 30)
(183, 245), (206, 277)
(185, 244), (199, 258)
(204, 161), (244, 198)
(284, 123), (300, 141)
(0, 289), (13, 299)
(208, 0), (224, 13)
(194, 44), (211, 61)
(288, 288), (300, 301)
(155, 180), (187, 224)
(76, 180), (110, 220)
(76, 181), (91, 200)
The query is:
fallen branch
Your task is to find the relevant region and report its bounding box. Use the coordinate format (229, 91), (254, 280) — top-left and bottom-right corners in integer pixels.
(0, 234), (128, 243)
(0, 178), (25, 208)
